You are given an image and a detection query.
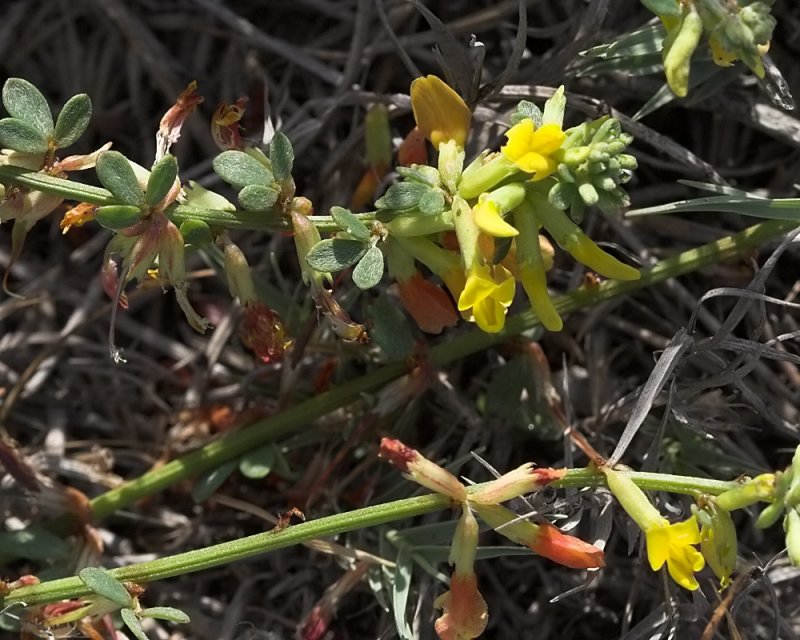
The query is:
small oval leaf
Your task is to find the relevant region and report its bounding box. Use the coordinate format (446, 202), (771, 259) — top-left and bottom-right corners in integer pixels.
(238, 184), (279, 210)
(352, 245), (384, 290)
(179, 219), (213, 246)
(2, 78), (54, 137)
(191, 459), (238, 503)
(121, 608), (149, 640)
(239, 443), (276, 479)
(213, 150), (273, 189)
(0, 117), (50, 154)
(306, 238), (369, 272)
(139, 607), (191, 624)
(78, 567), (132, 607)
(330, 206), (371, 241)
(96, 151), (145, 206)
(53, 93), (92, 148)
(145, 154), (178, 207)
(95, 205), (144, 230)
(270, 131), (294, 181)
(375, 182), (428, 211)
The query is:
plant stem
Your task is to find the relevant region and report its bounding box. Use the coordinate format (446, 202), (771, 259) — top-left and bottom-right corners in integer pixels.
(81, 218), (795, 523)
(3, 467), (744, 607)
(0, 166), (374, 232)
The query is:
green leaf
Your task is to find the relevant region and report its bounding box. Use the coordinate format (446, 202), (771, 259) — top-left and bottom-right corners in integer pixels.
(191, 459), (238, 503)
(396, 165), (441, 187)
(418, 189), (445, 216)
(179, 219), (213, 246)
(182, 181), (236, 211)
(270, 131), (294, 181)
(0, 527), (69, 560)
(78, 567), (132, 607)
(53, 93), (92, 148)
(352, 245), (384, 290)
(96, 205), (145, 230)
(0, 117), (49, 154)
(145, 154), (178, 207)
(390, 548), (414, 640)
(306, 238), (369, 272)
(2, 78), (54, 137)
(330, 206), (371, 240)
(238, 184), (279, 210)
(121, 608), (150, 640)
(139, 607), (191, 624)
(213, 150), (273, 189)
(96, 151), (145, 206)
(239, 443), (276, 479)
(375, 182), (428, 211)
(368, 296), (414, 361)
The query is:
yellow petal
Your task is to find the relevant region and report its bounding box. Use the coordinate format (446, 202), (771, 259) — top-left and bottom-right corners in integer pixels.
(501, 119), (535, 162)
(669, 515), (702, 544)
(645, 524), (670, 571)
(410, 75), (471, 147)
(491, 265), (516, 307)
(474, 198), (518, 238)
(529, 156), (559, 182)
(474, 298), (506, 333)
(515, 152), (551, 174)
(529, 124), (566, 155)
(457, 265), (495, 311)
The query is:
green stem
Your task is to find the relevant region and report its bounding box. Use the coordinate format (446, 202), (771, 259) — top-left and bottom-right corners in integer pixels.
(0, 165), (374, 232)
(80, 218), (795, 523)
(2, 467), (744, 608)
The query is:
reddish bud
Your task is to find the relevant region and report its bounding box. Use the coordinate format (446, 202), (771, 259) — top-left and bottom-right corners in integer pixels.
(158, 80), (203, 157)
(398, 126), (428, 166)
(469, 465), (565, 505)
(379, 438), (466, 501)
(393, 272), (458, 334)
(531, 523), (606, 569)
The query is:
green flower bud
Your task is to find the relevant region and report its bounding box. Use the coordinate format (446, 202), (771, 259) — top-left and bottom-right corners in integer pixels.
(697, 501), (738, 588)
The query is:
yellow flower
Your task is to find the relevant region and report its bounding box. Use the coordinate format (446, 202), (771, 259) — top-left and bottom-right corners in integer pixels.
(645, 516), (705, 591)
(474, 195), (518, 238)
(709, 35), (737, 67)
(410, 75), (471, 148)
(457, 264), (515, 333)
(501, 120), (565, 179)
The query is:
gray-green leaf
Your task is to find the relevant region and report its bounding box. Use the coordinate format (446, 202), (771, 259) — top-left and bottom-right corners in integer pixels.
(96, 205), (145, 230)
(78, 567), (132, 607)
(145, 154), (178, 207)
(0, 117), (49, 154)
(375, 182), (428, 211)
(2, 78), (53, 137)
(96, 151), (145, 206)
(330, 206), (371, 241)
(53, 93), (92, 148)
(121, 608), (150, 640)
(352, 245), (384, 290)
(238, 184), (279, 210)
(396, 165), (441, 187)
(270, 131), (294, 181)
(139, 607), (191, 624)
(306, 238), (369, 272)
(239, 443), (276, 479)
(213, 150), (273, 189)
(418, 189), (446, 216)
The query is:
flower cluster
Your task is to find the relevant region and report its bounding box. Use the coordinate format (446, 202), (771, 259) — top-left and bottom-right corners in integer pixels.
(642, 0), (776, 96)
(379, 438), (604, 639)
(302, 75), (640, 337)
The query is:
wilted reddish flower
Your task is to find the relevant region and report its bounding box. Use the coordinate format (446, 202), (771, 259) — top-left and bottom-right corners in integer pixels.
(379, 438), (466, 502)
(469, 465), (565, 505)
(241, 301), (289, 363)
(60, 202), (97, 234)
(211, 97), (248, 151)
(393, 271), (458, 334)
(157, 80), (203, 158)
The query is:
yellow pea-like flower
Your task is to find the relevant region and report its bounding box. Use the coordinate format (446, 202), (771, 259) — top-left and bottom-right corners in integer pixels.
(501, 120), (565, 179)
(410, 75), (471, 148)
(457, 264), (516, 333)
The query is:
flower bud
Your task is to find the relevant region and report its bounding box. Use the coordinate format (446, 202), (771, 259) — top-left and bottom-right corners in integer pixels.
(378, 438), (466, 502)
(469, 465), (564, 505)
(697, 500), (737, 588)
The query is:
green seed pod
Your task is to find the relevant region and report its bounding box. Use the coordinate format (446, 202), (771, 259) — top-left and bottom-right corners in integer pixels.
(662, 5), (703, 97)
(785, 508), (800, 567)
(699, 501), (738, 589)
(755, 501), (785, 529)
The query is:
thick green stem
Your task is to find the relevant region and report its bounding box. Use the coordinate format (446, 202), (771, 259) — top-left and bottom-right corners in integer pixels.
(80, 218), (795, 522)
(2, 467), (743, 608)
